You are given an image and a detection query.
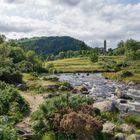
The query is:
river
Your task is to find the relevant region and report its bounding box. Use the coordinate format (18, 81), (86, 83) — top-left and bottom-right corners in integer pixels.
(55, 73), (140, 114)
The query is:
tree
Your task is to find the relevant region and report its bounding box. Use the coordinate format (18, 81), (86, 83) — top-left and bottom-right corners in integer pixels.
(108, 48), (113, 55)
(26, 50), (36, 62)
(125, 39), (140, 60)
(118, 40), (125, 48)
(125, 39), (140, 52)
(0, 34), (6, 44)
(58, 52), (65, 59)
(9, 47), (25, 63)
(113, 40), (125, 55)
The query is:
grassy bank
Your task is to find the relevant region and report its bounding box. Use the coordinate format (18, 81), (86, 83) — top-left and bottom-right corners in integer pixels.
(103, 59), (140, 84)
(45, 56), (123, 73)
(45, 56), (140, 84)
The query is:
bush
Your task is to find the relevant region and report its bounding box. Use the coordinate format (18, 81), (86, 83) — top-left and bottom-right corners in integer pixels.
(48, 68), (58, 74)
(101, 60), (121, 72)
(54, 108), (102, 140)
(117, 61), (129, 68)
(0, 81), (29, 123)
(31, 94), (96, 138)
(0, 124), (18, 140)
(90, 53), (99, 63)
(119, 70), (133, 78)
(124, 115), (140, 128)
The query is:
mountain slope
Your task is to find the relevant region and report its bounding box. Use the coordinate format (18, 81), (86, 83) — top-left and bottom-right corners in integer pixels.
(18, 36), (91, 57)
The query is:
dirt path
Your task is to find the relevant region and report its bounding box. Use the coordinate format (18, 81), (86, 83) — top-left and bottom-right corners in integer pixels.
(22, 93), (45, 112)
(16, 92), (47, 133)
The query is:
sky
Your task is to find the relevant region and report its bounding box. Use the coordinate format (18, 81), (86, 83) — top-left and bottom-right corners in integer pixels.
(0, 0), (140, 48)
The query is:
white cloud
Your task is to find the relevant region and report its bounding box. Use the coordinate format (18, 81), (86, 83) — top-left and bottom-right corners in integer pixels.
(0, 0), (140, 48)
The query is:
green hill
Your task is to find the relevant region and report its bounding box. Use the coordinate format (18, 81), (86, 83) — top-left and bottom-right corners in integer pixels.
(18, 36), (91, 57)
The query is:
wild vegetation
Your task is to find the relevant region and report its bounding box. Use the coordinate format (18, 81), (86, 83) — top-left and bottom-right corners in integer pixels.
(0, 33), (140, 140)
(0, 81), (29, 140)
(31, 94), (103, 140)
(0, 35), (46, 84)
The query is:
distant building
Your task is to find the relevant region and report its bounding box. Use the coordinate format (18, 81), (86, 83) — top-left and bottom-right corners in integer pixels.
(104, 40), (107, 54)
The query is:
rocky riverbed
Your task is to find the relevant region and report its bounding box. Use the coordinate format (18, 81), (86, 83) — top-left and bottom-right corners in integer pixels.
(55, 73), (140, 114)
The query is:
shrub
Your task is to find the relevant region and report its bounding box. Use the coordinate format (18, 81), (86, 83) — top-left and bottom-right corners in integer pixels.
(31, 94), (96, 138)
(119, 70), (133, 78)
(48, 68), (58, 74)
(101, 111), (119, 123)
(54, 108), (102, 140)
(0, 124), (18, 140)
(0, 81), (29, 123)
(117, 61), (129, 68)
(101, 60), (121, 72)
(124, 115), (140, 128)
(90, 53), (99, 63)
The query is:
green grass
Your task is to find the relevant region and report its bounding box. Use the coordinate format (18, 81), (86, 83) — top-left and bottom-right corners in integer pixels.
(46, 57), (103, 73)
(45, 56), (122, 73)
(22, 73), (39, 81)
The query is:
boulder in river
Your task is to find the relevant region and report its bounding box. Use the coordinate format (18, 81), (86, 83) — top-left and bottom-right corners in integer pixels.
(115, 88), (132, 100)
(59, 85), (71, 91)
(93, 100), (116, 112)
(120, 100), (127, 104)
(72, 85), (89, 94)
(128, 81), (135, 86)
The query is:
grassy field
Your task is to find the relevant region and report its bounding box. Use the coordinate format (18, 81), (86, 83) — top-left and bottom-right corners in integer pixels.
(45, 56), (123, 73)
(46, 57), (104, 73)
(45, 56), (140, 84)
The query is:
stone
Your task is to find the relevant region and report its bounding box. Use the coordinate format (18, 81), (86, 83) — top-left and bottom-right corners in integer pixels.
(115, 133), (126, 140)
(86, 73), (90, 76)
(120, 100), (127, 104)
(72, 88), (78, 94)
(17, 83), (28, 91)
(128, 81), (135, 86)
(72, 85), (89, 94)
(81, 91), (89, 95)
(115, 88), (133, 100)
(59, 85), (70, 91)
(120, 124), (135, 134)
(115, 87), (122, 97)
(93, 100), (115, 112)
(120, 94), (133, 100)
(102, 122), (116, 134)
(47, 84), (59, 90)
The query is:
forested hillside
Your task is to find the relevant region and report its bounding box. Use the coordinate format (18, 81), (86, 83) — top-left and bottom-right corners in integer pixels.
(18, 36), (91, 57)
